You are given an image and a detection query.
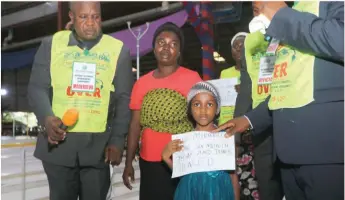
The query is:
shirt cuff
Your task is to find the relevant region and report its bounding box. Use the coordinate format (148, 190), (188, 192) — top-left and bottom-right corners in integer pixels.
(243, 115), (254, 129)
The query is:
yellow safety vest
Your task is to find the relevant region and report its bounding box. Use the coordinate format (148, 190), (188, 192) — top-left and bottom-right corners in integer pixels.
(245, 31), (270, 109)
(50, 31), (122, 132)
(219, 67), (240, 125)
(268, 2), (319, 110)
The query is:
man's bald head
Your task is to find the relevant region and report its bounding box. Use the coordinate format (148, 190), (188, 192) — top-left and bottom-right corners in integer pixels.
(68, 1), (102, 41)
(69, 2), (101, 13)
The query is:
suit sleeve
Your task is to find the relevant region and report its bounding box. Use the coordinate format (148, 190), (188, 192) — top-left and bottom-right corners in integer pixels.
(27, 37), (54, 125)
(245, 96), (273, 135)
(108, 45), (134, 151)
(266, 2), (344, 62)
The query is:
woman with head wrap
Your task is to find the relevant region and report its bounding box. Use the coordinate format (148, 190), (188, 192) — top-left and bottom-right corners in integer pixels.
(219, 32), (248, 126)
(220, 32), (260, 200)
(122, 22), (202, 200)
(231, 32), (248, 72)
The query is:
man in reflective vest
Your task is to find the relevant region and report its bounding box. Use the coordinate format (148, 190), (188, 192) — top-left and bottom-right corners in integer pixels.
(28, 2), (134, 200)
(216, 2), (344, 200)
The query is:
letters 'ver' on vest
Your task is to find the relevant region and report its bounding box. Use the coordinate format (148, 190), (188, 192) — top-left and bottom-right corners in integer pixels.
(268, 2), (319, 110)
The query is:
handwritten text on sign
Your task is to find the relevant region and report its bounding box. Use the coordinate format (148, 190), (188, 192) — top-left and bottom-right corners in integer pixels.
(172, 131), (235, 178)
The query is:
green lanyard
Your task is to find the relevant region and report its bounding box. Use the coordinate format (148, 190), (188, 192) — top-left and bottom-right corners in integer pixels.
(83, 48), (89, 56)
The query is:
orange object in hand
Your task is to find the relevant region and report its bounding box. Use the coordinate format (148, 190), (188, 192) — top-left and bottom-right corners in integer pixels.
(61, 108), (79, 129)
(48, 109), (79, 150)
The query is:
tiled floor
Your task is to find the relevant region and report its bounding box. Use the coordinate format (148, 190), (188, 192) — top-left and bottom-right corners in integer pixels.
(1, 141), (286, 200)
(1, 146), (140, 200)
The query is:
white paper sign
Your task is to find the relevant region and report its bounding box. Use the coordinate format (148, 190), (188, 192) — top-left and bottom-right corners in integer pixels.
(72, 62), (96, 92)
(207, 78), (238, 106)
(171, 131), (235, 178)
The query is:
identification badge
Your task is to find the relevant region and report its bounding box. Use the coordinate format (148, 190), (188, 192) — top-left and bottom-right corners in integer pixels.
(266, 38), (280, 55)
(258, 56), (276, 85)
(71, 62), (96, 92)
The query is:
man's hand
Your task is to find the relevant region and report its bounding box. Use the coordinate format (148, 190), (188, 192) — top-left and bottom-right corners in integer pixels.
(122, 164), (135, 190)
(105, 145), (123, 166)
(44, 116), (66, 144)
(213, 116), (250, 138)
(254, 1), (288, 20)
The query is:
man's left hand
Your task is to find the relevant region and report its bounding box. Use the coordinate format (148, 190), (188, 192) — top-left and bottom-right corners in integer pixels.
(255, 1), (288, 20)
(105, 145), (123, 166)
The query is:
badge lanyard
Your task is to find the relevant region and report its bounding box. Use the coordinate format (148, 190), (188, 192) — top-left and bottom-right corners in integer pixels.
(257, 38), (280, 85)
(71, 62), (97, 93)
(83, 48), (89, 56)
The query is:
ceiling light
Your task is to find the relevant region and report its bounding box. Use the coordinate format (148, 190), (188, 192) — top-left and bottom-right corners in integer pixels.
(1, 89), (8, 96)
(213, 51), (226, 62)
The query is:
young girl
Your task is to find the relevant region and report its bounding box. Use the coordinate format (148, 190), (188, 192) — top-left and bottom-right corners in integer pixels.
(162, 82), (240, 200)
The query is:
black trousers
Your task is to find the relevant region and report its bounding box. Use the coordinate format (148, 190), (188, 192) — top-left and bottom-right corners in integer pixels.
(253, 135), (284, 200)
(281, 163), (344, 200)
(139, 157), (179, 200)
(42, 161), (110, 200)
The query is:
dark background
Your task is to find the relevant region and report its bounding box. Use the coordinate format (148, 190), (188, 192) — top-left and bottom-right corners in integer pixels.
(1, 1), (254, 112)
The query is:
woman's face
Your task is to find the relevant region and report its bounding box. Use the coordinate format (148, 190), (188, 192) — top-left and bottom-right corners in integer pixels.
(154, 31), (180, 66)
(231, 38), (245, 62)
